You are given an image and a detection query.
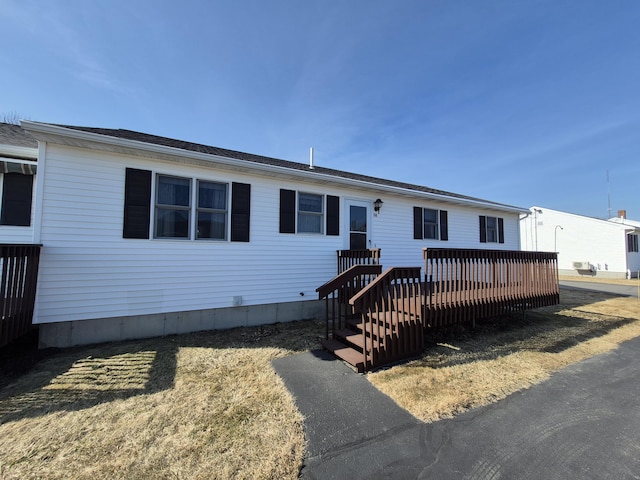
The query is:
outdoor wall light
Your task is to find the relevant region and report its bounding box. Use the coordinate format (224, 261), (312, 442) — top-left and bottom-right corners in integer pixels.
(374, 198), (383, 215)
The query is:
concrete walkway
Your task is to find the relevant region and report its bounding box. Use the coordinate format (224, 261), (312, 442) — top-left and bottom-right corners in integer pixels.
(272, 337), (640, 479)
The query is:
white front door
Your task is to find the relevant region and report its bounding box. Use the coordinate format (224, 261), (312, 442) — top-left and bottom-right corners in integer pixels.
(345, 199), (371, 250)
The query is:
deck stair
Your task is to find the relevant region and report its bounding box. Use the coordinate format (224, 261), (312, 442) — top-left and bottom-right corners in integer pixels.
(318, 266), (423, 372)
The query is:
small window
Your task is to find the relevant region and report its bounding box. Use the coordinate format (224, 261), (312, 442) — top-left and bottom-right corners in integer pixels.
(197, 180), (228, 240)
(423, 208), (439, 239)
(628, 234), (639, 253)
(1, 173), (34, 227)
(413, 207), (448, 241)
(298, 192), (324, 234)
(486, 216), (498, 243)
(155, 175), (191, 238)
(479, 215), (504, 244)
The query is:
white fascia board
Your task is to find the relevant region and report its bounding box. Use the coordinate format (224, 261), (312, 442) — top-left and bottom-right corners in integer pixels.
(0, 144), (38, 160)
(22, 121), (525, 214)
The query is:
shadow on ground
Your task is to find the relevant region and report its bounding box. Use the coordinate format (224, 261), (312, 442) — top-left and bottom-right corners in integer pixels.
(413, 288), (635, 370)
(0, 318), (325, 424)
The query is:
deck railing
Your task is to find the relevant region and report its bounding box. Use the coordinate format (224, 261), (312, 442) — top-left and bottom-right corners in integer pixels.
(317, 264), (382, 340)
(337, 248), (381, 274)
(0, 244), (42, 347)
(423, 248), (559, 327)
(349, 267), (423, 370)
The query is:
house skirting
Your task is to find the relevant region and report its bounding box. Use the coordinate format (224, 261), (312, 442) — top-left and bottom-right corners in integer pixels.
(37, 299), (324, 348)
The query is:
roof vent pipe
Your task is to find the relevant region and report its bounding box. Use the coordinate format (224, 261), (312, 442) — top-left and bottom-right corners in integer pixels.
(309, 147), (314, 170)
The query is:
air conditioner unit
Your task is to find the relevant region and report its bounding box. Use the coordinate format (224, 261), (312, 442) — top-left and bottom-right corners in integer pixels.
(572, 261), (592, 271)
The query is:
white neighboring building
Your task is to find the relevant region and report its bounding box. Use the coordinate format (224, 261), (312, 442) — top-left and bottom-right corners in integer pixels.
(520, 206), (640, 279)
(4, 121), (528, 348)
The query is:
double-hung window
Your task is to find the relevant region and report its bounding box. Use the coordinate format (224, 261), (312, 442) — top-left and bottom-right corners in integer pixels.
(628, 234), (639, 253)
(479, 215), (504, 244)
(297, 192), (324, 234)
(124, 168), (250, 242)
(155, 175), (191, 238)
(413, 207), (448, 241)
(423, 208), (439, 239)
(197, 181), (228, 240)
(279, 189), (339, 236)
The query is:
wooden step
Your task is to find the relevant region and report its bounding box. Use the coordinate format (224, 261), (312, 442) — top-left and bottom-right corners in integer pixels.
(321, 338), (366, 373)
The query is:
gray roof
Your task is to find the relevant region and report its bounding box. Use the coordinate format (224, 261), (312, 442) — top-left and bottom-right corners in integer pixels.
(56, 124), (519, 210)
(0, 123), (38, 149)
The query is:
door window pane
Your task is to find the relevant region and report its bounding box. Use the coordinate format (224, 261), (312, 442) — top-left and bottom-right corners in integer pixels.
(350, 233), (367, 250)
(350, 206), (367, 232)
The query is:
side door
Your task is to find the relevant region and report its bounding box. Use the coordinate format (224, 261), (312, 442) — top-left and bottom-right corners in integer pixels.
(345, 199), (371, 250)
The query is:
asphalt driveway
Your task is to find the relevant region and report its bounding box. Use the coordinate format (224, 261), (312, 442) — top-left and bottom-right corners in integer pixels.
(560, 280), (639, 298)
(274, 336), (640, 479)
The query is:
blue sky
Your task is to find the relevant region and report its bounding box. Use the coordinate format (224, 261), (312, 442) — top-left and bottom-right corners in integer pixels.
(2, 1), (639, 219)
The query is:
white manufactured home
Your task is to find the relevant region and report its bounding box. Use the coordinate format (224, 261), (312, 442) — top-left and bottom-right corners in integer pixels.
(520, 206), (640, 278)
(2, 121), (528, 348)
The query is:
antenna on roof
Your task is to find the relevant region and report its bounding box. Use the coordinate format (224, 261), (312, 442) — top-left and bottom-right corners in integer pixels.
(607, 169), (612, 219)
(309, 147), (315, 170)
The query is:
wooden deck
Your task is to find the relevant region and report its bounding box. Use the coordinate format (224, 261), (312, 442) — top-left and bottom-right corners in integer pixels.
(318, 248), (560, 372)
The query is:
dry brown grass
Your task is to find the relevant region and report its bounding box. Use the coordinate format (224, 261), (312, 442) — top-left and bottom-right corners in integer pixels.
(0, 319), (324, 480)
(2, 284), (639, 479)
(368, 288), (640, 423)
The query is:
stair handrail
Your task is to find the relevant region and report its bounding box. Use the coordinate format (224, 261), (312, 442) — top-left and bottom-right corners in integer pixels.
(349, 266), (423, 370)
(316, 264), (382, 299)
(317, 264), (383, 342)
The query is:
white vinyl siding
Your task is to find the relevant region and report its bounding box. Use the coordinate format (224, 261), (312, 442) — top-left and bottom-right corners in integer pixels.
(33, 142), (523, 326)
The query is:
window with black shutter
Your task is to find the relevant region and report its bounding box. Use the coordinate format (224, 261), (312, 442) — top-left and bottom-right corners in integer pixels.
(413, 206), (448, 241)
(231, 182), (251, 242)
(326, 195), (340, 236)
(279, 189), (296, 234)
(479, 215), (504, 244)
(123, 168), (152, 239)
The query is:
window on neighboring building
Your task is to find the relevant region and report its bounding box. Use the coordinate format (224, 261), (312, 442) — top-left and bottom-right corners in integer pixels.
(413, 207), (448, 241)
(196, 180), (228, 240)
(479, 215), (504, 244)
(297, 192), (324, 234)
(628, 234), (639, 253)
(155, 175), (191, 238)
(0, 173), (33, 226)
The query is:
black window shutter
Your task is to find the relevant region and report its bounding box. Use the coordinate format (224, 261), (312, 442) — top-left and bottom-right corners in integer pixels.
(498, 217), (505, 244)
(413, 207), (423, 239)
(479, 215), (487, 243)
(123, 168), (151, 239)
(231, 182), (251, 242)
(326, 195), (339, 236)
(279, 189), (296, 234)
(1, 173), (33, 226)
(439, 210), (449, 241)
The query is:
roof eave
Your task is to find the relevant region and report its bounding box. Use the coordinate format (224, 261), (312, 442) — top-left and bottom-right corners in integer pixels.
(21, 121), (526, 214)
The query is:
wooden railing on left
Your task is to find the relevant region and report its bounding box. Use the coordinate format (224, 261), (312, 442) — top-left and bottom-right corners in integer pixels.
(0, 244), (42, 347)
(317, 264), (382, 341)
